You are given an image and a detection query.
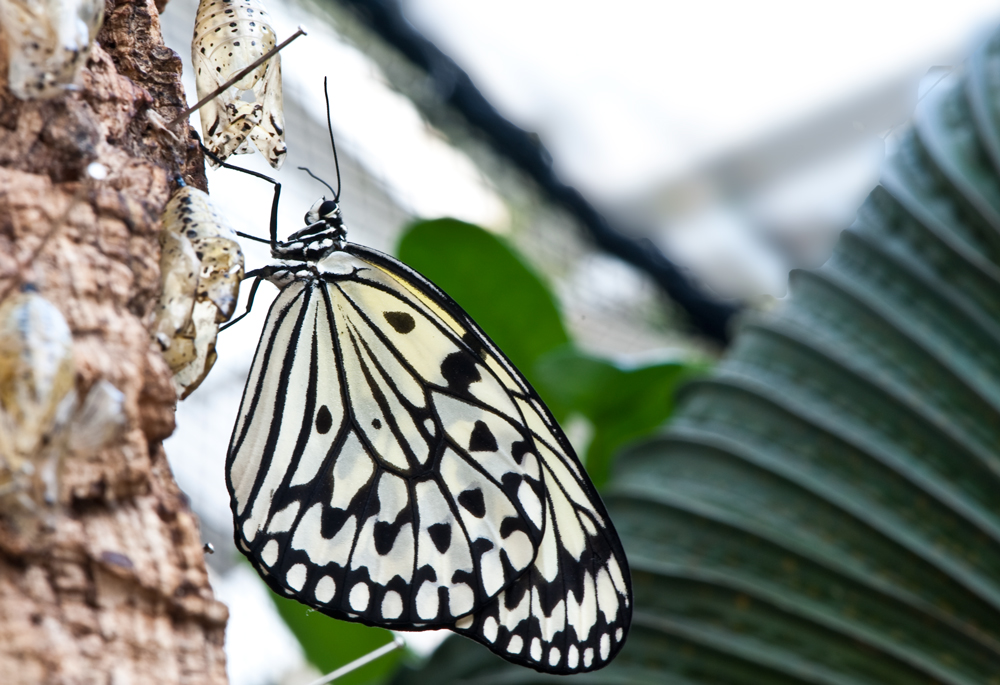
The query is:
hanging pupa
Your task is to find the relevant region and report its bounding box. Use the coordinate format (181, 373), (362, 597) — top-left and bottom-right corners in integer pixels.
(154, 183), (244, 398)
(0, 288), (75, 463)
(192, 0), (287, 168)
(0, 288), (128, 512)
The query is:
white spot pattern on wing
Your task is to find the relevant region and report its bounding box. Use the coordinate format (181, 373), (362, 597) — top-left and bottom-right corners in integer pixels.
(381, 590), (403, 619)
(292, 506), (356, 567)
(315, 576), (336, 603)
(266, 501), (300, 534)
(330, 432), (373, 511)
(286, 564), (306, 591)
(352, 517), (414, 584)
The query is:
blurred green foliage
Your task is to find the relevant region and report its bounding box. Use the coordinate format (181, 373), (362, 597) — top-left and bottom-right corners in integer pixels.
(387, 26), (1000, 683)
(267, 217), (697, 681)
(271, 593), (401, 685)
(397, 218), (569, 392)
(533, 346), (695, 488)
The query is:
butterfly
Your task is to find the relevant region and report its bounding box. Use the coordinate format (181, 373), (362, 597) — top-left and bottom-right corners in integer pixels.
(218, 81), (631, 674)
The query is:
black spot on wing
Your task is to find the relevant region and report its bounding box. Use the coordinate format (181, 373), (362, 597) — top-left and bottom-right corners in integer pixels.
(470, 537), (494, 555)
(372, 418), (382, 429)
(457, 488), (486, 518)
(511, 440), (531, 465)
(462, 331), (487, 360)
(468, 420), (498, 452)
(319, 505), (351, 539)
(499, 514), (530, 539)
(441, 351), (481, 391)
(383, 311), (415, 333)
(428, 522), (452, 553)
(315, 405), (333, 434)
(374, 520), (400, 555)
(502, 572), (529, 610)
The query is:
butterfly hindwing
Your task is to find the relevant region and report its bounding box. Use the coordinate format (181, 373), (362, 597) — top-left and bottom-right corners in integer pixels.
(227, 244), (631, 673)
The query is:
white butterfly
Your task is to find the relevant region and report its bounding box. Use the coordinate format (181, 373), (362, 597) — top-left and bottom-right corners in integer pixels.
(218, 91), (631, 674)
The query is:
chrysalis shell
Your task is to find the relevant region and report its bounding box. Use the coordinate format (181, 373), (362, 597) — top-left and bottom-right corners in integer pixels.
(0, 0), (104, 100)
(192, 0), (287, 168)
(155, 184), (244, 398)
(65, 380), (126, 455)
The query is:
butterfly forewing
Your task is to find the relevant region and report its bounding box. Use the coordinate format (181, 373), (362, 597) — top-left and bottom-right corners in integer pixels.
(228, 243), (631, 673)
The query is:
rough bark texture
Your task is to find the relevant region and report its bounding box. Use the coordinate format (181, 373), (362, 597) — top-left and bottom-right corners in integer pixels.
(0, 0), (228, 682)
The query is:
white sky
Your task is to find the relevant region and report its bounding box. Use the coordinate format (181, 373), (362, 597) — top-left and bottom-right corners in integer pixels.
(404, 0), (1000, 197)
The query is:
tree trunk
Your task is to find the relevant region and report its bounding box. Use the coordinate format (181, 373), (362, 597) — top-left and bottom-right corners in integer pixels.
(0, 0), (228, 682)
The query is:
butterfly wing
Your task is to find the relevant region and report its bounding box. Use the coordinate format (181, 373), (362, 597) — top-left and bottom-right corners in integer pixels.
(345, 245), (632, 673)
(227, 244), (631, 673)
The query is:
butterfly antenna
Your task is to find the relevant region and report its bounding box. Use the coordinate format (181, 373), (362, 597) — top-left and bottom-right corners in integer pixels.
(323, 76), (341, 200)
(297, 166), (336, 197)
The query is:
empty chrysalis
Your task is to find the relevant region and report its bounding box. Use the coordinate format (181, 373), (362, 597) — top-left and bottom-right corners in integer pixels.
(155, 182), (245, 398)
(192, 0), (287, 168)
(0, 0), (104, 100)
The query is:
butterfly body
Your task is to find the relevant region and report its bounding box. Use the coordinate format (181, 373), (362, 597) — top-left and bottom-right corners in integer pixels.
(227, 194), (631, 673)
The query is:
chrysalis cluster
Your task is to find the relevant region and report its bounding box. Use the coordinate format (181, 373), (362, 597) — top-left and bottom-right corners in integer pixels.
(0, 0), (104, 100)
(155, 184), (244, 398)
(192, 0), (287, 168)
(0, 289), (125, 511)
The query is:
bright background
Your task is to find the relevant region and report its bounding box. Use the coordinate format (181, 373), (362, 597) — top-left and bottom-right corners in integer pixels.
(157, 1), (1000, 683)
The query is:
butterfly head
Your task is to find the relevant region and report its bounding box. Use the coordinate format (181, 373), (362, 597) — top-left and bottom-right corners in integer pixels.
(292, 196), (346, 240)
(274, 196), (347, 262)
(274, 81), (348, 262)
(304, 197), (342, 227)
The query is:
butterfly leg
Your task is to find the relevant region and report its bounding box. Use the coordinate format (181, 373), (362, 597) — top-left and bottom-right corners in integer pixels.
(219, 269), (268, 332)
(220, 262), (316, 332)
(199, 141), (283, 247)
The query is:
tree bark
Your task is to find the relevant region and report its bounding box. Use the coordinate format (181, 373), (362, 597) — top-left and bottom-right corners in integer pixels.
(0, 0), (228, 682)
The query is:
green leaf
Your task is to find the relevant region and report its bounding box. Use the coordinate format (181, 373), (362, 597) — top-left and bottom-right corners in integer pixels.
(397, 218), (569, 392)
(533, 345), (695, 487)
(271, 591), (402, 685)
